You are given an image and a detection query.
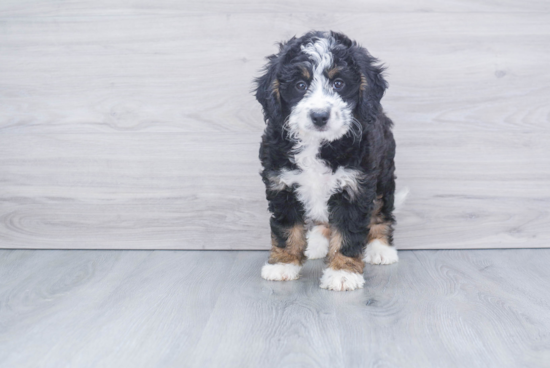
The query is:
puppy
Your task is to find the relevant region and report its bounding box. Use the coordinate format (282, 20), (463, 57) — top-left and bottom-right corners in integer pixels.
(255, 31), (398, 291)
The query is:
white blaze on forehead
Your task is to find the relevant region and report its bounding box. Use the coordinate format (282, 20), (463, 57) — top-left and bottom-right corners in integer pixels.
(301, 37), (335, 77)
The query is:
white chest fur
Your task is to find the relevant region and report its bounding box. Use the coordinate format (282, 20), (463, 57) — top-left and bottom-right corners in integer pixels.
(276, 140), (361, 223)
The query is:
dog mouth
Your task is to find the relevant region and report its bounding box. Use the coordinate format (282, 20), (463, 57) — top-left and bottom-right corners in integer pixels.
(313, 124), (329, 132)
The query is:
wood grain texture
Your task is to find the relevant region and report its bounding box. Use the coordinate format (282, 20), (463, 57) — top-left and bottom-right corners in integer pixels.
(0, 249), (549, 367)
(1, 132), (548, 249)
(0, 0), (549, 14)
(0, 133), (269, 249)
(1, 12), (549, 134)
(0, 1), (549, 250)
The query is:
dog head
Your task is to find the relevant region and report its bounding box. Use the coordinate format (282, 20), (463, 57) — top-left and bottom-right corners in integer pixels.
(255, 31), (387, 142)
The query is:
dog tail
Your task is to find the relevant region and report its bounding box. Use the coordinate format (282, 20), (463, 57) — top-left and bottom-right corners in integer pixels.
(393, 187), (409, 214)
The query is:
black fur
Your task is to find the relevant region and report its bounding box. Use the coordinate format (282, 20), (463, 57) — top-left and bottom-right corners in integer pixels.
(255, 31), (396, 261)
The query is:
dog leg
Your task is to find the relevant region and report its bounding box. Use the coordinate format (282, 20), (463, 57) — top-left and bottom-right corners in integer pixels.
(364, 195), (399, 265)
(319, 189), (375, 291)
(261, 223), (307, 281)
(320, 228), (365, 291)
(305, 224), (330, 260)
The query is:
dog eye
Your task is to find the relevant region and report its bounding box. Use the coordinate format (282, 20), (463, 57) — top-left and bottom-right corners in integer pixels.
(295, 81), (308, 92)
(333, 79), (345, 91)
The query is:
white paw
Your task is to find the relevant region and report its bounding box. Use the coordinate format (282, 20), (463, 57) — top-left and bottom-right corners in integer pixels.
(364, 239), (399, 265)
(305, 226), (329, 259)
(319, 268), (365, 291)
(261, 263), (301, 281)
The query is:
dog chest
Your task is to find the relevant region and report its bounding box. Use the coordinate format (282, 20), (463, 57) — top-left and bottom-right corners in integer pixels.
(278, 143), (361, 223)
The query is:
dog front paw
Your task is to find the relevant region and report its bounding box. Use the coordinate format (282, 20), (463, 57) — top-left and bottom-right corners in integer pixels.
(261, 263), (301, 281)
(364, 239), (398, 265)
(319, 268), (365, 291)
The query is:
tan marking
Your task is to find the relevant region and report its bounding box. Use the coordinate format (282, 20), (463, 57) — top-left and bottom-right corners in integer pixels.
(367, 195), (393, 244)
(360, 73), (368, 91)
(326, 229), (364, 274)
(329, 253), (364, 274)
(327, 66), (342, 79)
(368, 223), (391, 243)
(327, 228), (343, 260)
(300, 66), (311, 80)
(268, 224), (306, 265)
(320, 224), (332, 239)
(371, 195), (383, 221)
(272, 79), (280, 103)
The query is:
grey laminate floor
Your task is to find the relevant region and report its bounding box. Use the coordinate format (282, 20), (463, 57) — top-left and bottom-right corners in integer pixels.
(1, 249), (549, 368)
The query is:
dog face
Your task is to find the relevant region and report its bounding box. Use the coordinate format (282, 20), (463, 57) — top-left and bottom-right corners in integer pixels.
(256, 31), (387, 142)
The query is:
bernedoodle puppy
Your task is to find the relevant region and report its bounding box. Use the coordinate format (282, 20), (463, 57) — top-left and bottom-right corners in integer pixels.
(255, 31), (400, 291)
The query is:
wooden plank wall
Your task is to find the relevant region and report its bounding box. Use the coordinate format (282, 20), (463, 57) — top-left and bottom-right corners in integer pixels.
(1, 1), (549, 249)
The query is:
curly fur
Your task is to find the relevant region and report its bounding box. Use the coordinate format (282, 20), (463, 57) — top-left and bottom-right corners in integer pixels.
(256, 31), (398, 289)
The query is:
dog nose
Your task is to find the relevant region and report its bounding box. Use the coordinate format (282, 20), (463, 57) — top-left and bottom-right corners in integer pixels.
(310, 109), (330, 127)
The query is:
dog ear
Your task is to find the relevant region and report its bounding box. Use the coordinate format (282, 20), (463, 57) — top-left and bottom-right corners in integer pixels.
(255, 52), (283, 124)
(353, 45), (388, 122)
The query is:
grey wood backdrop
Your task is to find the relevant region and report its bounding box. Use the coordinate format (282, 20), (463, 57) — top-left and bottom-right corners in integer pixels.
(1, 0), (549, 250)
